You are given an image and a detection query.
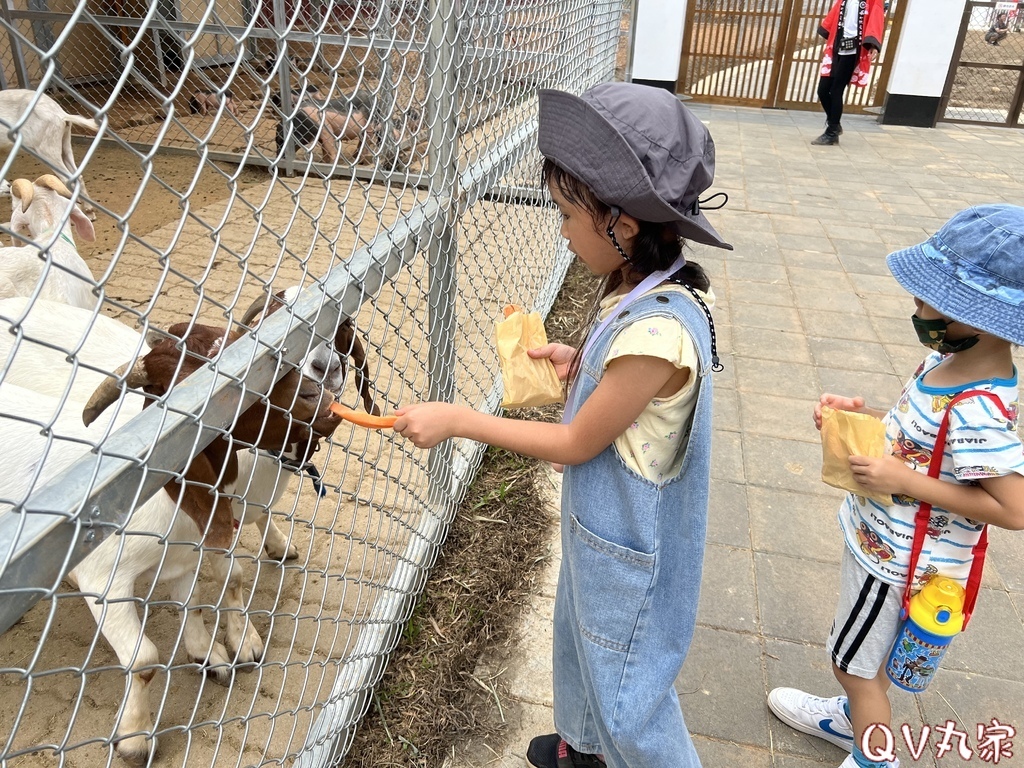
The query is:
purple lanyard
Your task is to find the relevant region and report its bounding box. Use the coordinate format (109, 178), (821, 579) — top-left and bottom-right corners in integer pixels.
(562, 254), (687, 423)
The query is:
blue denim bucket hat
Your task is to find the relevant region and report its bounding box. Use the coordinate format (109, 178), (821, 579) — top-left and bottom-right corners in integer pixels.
(887, 204), (1024, 346)
(538, 83), (732, 250)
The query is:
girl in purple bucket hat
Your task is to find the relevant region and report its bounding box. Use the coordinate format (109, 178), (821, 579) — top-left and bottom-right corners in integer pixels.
(769, 204), (1024, 768)
(394, 82), (732, 767)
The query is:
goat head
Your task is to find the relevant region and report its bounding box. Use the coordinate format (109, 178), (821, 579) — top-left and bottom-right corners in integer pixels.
(240, 290), (380, 416)
(82, 322), (339, 548)
(10, 175), (95, 244)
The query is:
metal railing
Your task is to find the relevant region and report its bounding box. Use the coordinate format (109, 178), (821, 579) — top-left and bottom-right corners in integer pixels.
(0, 0), (625, 764)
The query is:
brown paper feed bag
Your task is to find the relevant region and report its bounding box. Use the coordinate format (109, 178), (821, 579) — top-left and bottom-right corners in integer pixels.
(820, 405), (892, 506)
(495, 310), (563, 408)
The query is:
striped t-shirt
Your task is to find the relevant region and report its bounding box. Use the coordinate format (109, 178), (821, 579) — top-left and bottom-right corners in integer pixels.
(838, 352), (1024, 588)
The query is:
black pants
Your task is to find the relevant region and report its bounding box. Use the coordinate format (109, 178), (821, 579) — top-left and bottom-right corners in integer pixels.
(817, 52), (858, 128)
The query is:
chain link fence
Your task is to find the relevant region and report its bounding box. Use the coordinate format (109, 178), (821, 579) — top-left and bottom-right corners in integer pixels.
(0, 0), (626, 764)
(941, 0), (1024, 126)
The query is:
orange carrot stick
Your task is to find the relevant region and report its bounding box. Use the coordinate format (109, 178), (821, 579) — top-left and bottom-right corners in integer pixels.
(329, 402), (397, 429)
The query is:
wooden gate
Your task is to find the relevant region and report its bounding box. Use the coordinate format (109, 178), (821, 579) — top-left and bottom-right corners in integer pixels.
(679, 0), (906, 113)
(940, 0), (1024, 127)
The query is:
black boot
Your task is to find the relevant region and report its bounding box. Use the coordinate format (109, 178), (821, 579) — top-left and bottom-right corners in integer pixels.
(811, 125), (840, 145)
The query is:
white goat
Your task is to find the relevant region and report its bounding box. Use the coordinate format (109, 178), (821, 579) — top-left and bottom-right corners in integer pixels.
(0, 296), (349, 761)
(0, 89), (98, 219)
(0, 175), (97, 309)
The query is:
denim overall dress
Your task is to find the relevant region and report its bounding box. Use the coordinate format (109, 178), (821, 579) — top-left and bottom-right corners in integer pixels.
(553, 288), (713, 768)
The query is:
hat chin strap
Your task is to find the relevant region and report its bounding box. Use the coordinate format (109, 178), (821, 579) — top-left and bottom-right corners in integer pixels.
(606, 206), (631, 263)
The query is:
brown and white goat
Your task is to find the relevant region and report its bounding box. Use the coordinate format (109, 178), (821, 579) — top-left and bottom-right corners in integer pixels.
(239, 288), (378, 417)
(2, 296), (376, 762)
(230, 289), (379, 559)
(83, 321), (343, 550)
(3, 313), (341, 762)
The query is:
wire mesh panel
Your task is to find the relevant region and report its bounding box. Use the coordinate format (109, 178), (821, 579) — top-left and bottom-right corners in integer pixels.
(941, 0), (1024, 126)
(0, 0), (624, 765)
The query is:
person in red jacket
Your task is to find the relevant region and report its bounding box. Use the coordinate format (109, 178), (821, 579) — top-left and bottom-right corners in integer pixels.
(812, 0), (886, 146)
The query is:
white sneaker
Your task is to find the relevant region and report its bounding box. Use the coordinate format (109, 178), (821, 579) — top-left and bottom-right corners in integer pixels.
(768, 687), (854, 751)
(838, 755), (900, 768)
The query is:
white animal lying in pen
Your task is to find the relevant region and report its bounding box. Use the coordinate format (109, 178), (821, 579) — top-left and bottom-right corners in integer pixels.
(0, 89), (99, 219)
(0, 295), (371, 761)
(0, 175), (97, 309)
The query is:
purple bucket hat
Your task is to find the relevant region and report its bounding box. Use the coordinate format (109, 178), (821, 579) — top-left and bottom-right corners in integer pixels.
(538, 83), (732, 250)
(887, 204), (1024, 346)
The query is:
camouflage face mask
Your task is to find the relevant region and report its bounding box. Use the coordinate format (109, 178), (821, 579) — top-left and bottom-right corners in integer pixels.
(911, 314), (979, 354)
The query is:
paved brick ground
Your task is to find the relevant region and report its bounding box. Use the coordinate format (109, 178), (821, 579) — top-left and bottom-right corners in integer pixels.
(452, 104), (1024, 768)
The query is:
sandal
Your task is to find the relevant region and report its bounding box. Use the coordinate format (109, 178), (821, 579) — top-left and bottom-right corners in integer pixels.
(526, 733), (606, 768)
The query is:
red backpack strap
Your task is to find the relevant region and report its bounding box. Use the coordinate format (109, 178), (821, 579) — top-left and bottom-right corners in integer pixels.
(962, 527), (988, 629)
(901, 389), (1012, 629)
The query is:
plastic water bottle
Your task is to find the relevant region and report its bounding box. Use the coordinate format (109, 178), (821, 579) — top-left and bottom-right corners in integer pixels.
(885, 576), (965, 692)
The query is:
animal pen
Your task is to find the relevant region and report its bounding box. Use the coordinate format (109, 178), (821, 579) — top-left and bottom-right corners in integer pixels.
(0, 0), (625, 765)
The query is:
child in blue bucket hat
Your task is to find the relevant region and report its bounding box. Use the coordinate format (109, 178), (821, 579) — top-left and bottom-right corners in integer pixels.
(769, 205), (1024, 768)
(395, 82), (732, 767)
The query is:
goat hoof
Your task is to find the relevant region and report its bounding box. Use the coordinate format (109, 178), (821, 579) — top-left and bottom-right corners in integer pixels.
(263, 541), (298, 561)
(195, 641), (232, 685)
(232, 629), (265, 665)
(202, 660), (233, 686)
(115, 733), (156, 764)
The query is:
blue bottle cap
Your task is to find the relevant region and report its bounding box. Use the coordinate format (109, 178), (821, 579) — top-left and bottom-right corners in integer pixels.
(937, 608), (951, 624)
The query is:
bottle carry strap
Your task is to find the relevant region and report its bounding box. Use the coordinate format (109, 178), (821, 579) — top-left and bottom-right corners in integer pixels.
(903, 389), (1011, 630)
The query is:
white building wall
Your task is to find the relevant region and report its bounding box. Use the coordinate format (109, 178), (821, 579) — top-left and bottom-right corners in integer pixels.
(631, 0), (689, 87)
(887, 0), (964, 98)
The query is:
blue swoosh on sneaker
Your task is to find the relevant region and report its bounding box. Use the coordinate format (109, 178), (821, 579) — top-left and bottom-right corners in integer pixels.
(819, 718), (853, 742)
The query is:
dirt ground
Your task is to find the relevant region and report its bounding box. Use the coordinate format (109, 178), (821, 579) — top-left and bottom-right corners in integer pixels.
(1, 142), (266, 257)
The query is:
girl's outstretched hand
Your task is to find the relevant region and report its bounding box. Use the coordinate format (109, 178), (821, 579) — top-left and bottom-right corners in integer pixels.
(813, 393), (866, 430)
(528, 343), (577, 381)
(393, 402), (460, 448)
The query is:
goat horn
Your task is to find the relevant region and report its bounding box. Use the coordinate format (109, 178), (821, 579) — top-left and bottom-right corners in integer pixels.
(34, 174), (72, 199)
(240, 295), (269, 328)
(83, 360), (150, 427)
(10, 179), (32, 209)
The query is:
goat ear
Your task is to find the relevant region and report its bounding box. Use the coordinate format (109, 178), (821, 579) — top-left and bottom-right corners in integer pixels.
(336, 321), (379, 415)
(69, 205), (95, 242)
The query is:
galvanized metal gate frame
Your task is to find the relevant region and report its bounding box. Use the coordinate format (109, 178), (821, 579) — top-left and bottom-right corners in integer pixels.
(678, 0), (906, 114)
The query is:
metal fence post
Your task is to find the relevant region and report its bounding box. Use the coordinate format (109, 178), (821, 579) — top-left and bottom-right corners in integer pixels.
(624, 0), (639, 82)
(426, 0), (461, 508)
(374, 0), (400, 170)
(0, 3), (31, 88)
